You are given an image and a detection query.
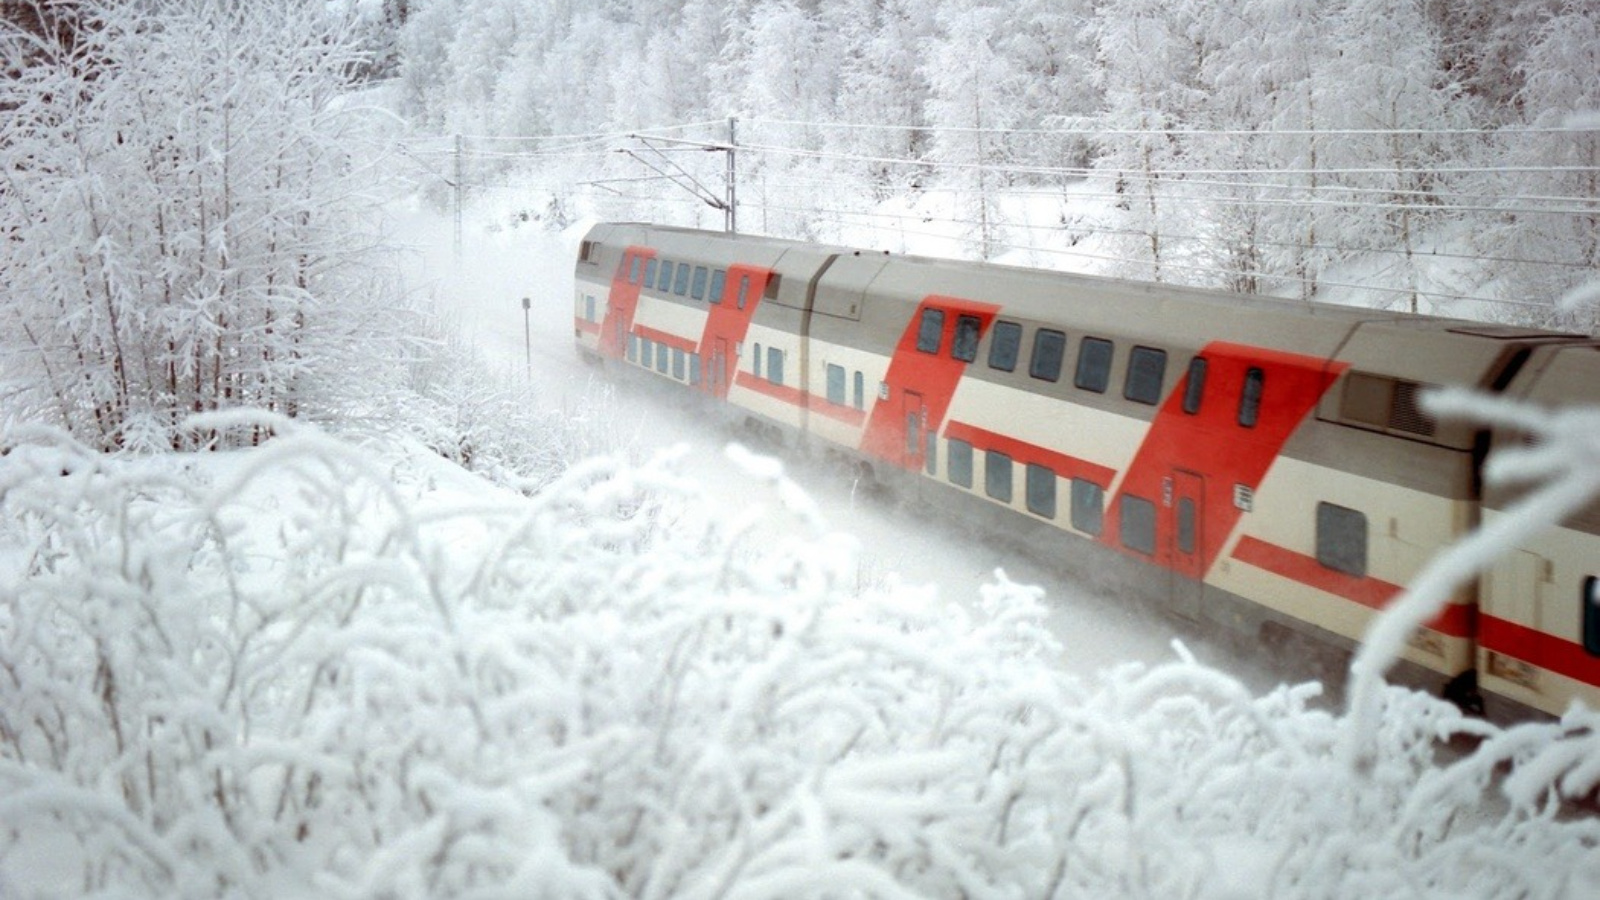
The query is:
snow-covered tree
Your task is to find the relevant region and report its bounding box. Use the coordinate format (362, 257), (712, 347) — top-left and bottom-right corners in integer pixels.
(923, 2), (1032, 259)
(0, 0), (406, 451)
(1469, 0), (1600, 329)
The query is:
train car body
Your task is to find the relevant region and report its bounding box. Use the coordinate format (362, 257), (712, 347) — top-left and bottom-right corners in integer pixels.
(573, 222), (1600, 718)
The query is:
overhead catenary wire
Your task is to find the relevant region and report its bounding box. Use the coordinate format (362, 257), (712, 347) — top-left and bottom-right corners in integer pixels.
(425, 117), (1597, 322)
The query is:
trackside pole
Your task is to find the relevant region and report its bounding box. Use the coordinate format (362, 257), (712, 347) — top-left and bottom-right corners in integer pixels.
(522, 296), (531, 383)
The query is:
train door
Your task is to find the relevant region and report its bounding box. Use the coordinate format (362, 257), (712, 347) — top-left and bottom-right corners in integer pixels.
(903, 390), (926, 471)
(711, 337), (730, 397)
(1169, 470), (1205, 619)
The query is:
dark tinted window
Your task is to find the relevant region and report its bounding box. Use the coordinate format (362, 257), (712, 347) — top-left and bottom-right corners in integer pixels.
(627, 334), (639, 363)
(853, 371), (865, 410)
(1026, 465), (1056, 518)
(629, 255), (643, 283)
(710, 269), (727, 304)
(768, 346), (784, 385)
(985, 451), (1013, 503)
(673, 263), (691, 296)
(1183, 357), (1208, 414)
(1120, 495), (1157, 555)
(1071, 480), (1104, 536)
(1125, 346), (1168, 405)
(656, 342), (669, 374)
(672, 347), (685, 380)
(1585, 577), (1600, 657)
(657, 260), (675, 291)
(753, 342), (762, 378)
(1240, 367), (1265, 427)
(644, 258), (659, 288)
(691, 266), (709, 300)
(953, 315), (982, 362)
(826, 364), (846, 405)
(916, 308), (945, 354)
(1316, 503), (1367, 577)
(1030, 329), (1067, 382)
(949, 439), (973, 488)
(988, 320), (1022, 371)
(641, 337), (654, 366)
(1076, 338), (1114, 393)
(737, 276), (751, 309)
(1177, 497), (1196, 554)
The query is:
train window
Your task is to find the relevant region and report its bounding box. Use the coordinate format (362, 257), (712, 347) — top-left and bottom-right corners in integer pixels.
(655, 260), (674, 291)
(753, 343), (762, 378)
(1584, 577), (1600, 657)
(737, 276), (752, 309)
(673, 263), (691, 296)
(710, 269), (727, 304)
(627, 334), (639, 363)
(1120, 495), (1157, 556)
(1183, 357), (1208, 415)
(949, 439), (973, 488)
(988, 320), (1022, 372)
(925, 431), (938, 476)
(1124, 346), (1167, 405)
(853, 371), (865, 410)
(916, 308), (945, 354)
(691, 266), (709, 300)
(580, 240), (596, 263)
(1177, 498), (1197, 555)
(656, 343), (670, 374)
(1239, 367), (1265, 428)
(768, 346), (784, 385)
(952, 315), (982, 362)
(985, 451), (1013, 503)
(628, 255), (642, 283)
(1076, 337), (1114, 393)
(640, 336), (654, 366)
(1030, 329), (1066, 382)
(1070, 479), (1104, 536)
(690, 354), (702, 386)
(1316, 502), (1367, 578)
(645, 258), (659, 287)
(1026, 464), (1056, 518)
(826, 364), (846, 405)
(672, 347), (686, 380)
(585, 295), (597, 323)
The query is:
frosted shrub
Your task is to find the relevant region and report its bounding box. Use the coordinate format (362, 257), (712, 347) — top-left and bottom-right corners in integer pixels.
(2, 416), (1597, 898)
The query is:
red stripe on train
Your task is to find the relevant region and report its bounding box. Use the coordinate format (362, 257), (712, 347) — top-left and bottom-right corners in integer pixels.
(1480, 615), (1600, 689)
(635, 325), (698, 354)
(1103, 342), (1349, 578)
(1232, 535), (1475, 638)
(859, 296), (1001, 468)
(597, 247), (654, 358)
(732, 372), (868, 427)
(943, 421), (1117, 487)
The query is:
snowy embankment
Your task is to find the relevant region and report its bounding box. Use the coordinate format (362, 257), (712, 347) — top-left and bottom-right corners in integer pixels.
(3, 410), (1600, 898)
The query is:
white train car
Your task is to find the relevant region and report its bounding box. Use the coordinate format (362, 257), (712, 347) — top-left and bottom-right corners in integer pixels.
(574, 222), (1600, 718)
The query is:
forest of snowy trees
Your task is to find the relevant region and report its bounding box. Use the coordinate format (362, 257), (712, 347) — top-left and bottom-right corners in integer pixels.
(3, 2), (1600, 897)
(395, 0), (1599, 328)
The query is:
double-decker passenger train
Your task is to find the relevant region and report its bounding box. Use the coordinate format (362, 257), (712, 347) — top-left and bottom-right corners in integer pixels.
(573, 221), (1600, 719)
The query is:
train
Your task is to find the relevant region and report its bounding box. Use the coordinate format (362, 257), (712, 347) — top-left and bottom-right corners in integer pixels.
(572, 221), (1600, 720)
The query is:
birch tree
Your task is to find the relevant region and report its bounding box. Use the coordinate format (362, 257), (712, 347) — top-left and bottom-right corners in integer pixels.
(0, 0), (402, 451)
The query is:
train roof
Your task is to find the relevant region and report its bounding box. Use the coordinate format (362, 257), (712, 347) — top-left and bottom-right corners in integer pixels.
(585, 221), (1588, 392)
